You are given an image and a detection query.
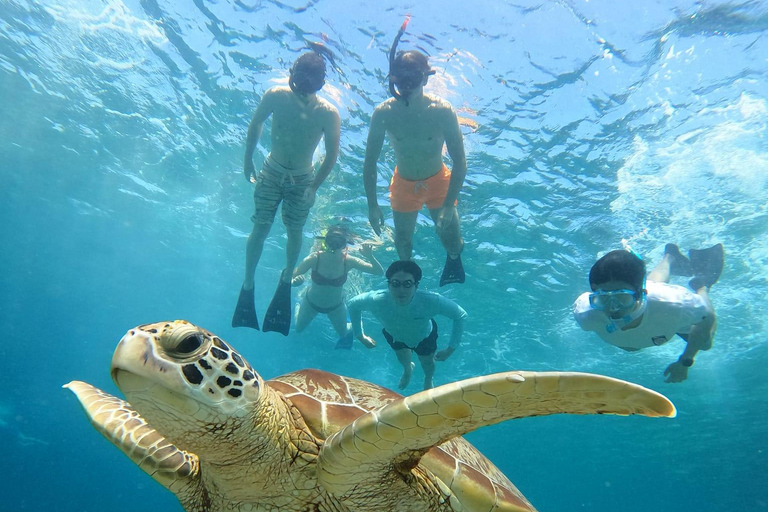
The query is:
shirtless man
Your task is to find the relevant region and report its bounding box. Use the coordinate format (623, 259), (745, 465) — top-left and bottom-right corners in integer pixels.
(232, 52), (341, 335)
(573, 244), (723, 383)
(363, 50), (467, 286)
(347, 260), (468, 390)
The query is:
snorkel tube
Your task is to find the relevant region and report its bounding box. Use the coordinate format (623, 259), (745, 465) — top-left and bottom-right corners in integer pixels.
(388, 15), (411, 102)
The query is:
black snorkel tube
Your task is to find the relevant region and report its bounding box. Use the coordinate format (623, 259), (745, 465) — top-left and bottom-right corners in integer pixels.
(388, 15), (411, 103)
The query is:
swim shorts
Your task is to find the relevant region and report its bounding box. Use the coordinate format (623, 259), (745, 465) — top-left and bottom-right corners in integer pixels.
(389, 164), (454, 212)
(382, 319), (438, 356)
(252, 157), (314, 229)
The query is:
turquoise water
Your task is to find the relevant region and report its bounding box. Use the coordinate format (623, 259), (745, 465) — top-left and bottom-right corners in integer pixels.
(1, 0), (767, 510)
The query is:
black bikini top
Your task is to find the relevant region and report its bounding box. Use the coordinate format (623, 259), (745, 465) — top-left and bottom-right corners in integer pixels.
(311, 253), (348, 287)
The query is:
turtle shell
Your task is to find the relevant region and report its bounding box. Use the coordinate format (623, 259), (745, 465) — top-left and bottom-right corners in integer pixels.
(269, 369), (536, 512)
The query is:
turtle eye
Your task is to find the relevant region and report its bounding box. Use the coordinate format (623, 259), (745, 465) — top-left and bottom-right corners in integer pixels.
(176, 333), (203, 354)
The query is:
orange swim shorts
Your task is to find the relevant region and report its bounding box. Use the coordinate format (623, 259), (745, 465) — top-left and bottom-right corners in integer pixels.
(389, 164), (455, 213)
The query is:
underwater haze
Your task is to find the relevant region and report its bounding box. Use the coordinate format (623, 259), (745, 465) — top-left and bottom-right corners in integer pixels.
(1, 0), (767, 510)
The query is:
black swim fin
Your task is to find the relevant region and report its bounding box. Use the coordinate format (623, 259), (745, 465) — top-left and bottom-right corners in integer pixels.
(664, 243), (693, 276)
(232, 286), (259, 330)
(688, 243), (724, 291)
(335, 330), (354, 350)
(440, 253), (465, 287)
(263, 275), (292, 336)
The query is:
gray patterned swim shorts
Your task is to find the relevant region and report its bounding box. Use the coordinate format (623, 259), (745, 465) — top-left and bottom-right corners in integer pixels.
(251, 158), (314, 229)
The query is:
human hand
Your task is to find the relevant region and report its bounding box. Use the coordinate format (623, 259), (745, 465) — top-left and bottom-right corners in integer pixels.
(663, 361), (690, 383)
(360, 242), (375, 259)
(435, 347), (455, 361)
(303, 186), (318, 207)
(435, 205), (456, 235)
(244, 161), (257, 183)
(359, 335), (376, 349)
(291, 275), (305, 287)
(368, 205), (384, 236)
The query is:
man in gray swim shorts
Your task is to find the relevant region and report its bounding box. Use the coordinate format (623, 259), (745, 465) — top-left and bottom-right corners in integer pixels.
(233, 51), (341, 334)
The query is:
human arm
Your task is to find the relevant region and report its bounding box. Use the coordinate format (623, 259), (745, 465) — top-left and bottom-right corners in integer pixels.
(347, 243), (384, 275)
(346, 292), (376, 348)
(434, 295), (468, 361)
(436, 106), (467, 233)
(291, 253), (317, 287)
(243, 90), (276, 182)
(304, 108), (341, 205)
(664, 310), (716, 383)
(363, 107), (387, 235)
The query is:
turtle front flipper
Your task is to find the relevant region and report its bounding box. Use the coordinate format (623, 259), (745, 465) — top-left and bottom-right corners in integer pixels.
(65, 381), (201, 494)
(317, 371), (675, 508)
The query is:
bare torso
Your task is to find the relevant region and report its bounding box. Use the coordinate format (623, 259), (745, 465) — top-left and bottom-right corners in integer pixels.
(377, 94), (453, 179)
(306, 251), (347, 304)
(266, 87), (336, 170)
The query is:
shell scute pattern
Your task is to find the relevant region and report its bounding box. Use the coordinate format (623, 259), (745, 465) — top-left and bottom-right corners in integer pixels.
(277, 368), (528, 509)
(67, 322), (675, 512)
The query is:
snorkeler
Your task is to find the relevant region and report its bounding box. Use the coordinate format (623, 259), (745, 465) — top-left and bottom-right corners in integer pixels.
(291, 225), (384, 347)
(363, 18), (468, 286)
(573, 244), (724, 383)
(347, 260), (468, 390)
(232, 51), (341, 335)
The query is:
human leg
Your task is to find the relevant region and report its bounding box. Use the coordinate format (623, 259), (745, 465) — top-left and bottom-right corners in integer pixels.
(429, 206), (465, 286)
(264, 175), (312, 335)
(243, 222), (273, 289)
(294, 295), (319, 333)
(688, 287), (716, 351)
(395, 348), (415, 389)
(417, 352), (436, 390)
(647, 254), (671, 284)
(284, 227), (304, 282)
(649, 244), (694, 283)
(428, 206), (464, 256)
(327, 303), (350, 338)
(392, 210), (419, 260)
(233, 220), (273, 329)
(244, 167), (283, 289)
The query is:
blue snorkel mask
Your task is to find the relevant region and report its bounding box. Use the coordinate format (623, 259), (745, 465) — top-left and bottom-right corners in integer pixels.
(589, 246), (648, 333)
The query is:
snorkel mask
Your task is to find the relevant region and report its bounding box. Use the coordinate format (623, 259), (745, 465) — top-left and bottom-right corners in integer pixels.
(588, 246), (648, 333)
(589, 288), (647, 333)
(603, 292), (647, 333)
(323, 226), (349, 251)
(388, 16), (435, 104)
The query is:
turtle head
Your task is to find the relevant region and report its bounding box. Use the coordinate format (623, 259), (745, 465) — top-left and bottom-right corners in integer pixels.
(110, 320), (265, 455)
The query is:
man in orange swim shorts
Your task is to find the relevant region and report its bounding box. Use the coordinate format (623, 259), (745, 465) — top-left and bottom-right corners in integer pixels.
(363, 44), (467, 286)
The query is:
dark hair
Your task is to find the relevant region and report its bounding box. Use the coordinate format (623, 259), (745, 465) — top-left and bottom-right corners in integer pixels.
(290, 52), (326, 94)
(391, 50), (432, 80)
(589, 250), (646, 292)
(385, 260), (422, 282)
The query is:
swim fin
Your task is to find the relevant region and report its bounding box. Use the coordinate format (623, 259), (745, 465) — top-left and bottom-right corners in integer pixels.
(688, 243), (724, 291)
(664, 243), (693, 276)
(440, 253), (465, 286)
(263, 274), (292, 336)
(232, 286), (259, 330)
(335, 330), (354, 350)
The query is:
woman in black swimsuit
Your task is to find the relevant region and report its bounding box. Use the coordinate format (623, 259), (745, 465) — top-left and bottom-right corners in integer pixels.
(291, 226), (383, 344)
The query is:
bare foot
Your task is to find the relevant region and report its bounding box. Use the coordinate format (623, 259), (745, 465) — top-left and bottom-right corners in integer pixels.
(423, 377), (434, 390)
(398, 362), (415, 390)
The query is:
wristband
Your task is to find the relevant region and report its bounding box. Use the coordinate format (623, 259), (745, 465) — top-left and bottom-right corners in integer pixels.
(679, 358), (694, 367)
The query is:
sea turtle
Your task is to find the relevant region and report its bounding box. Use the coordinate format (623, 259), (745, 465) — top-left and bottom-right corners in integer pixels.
(66, 320), (675, 512)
